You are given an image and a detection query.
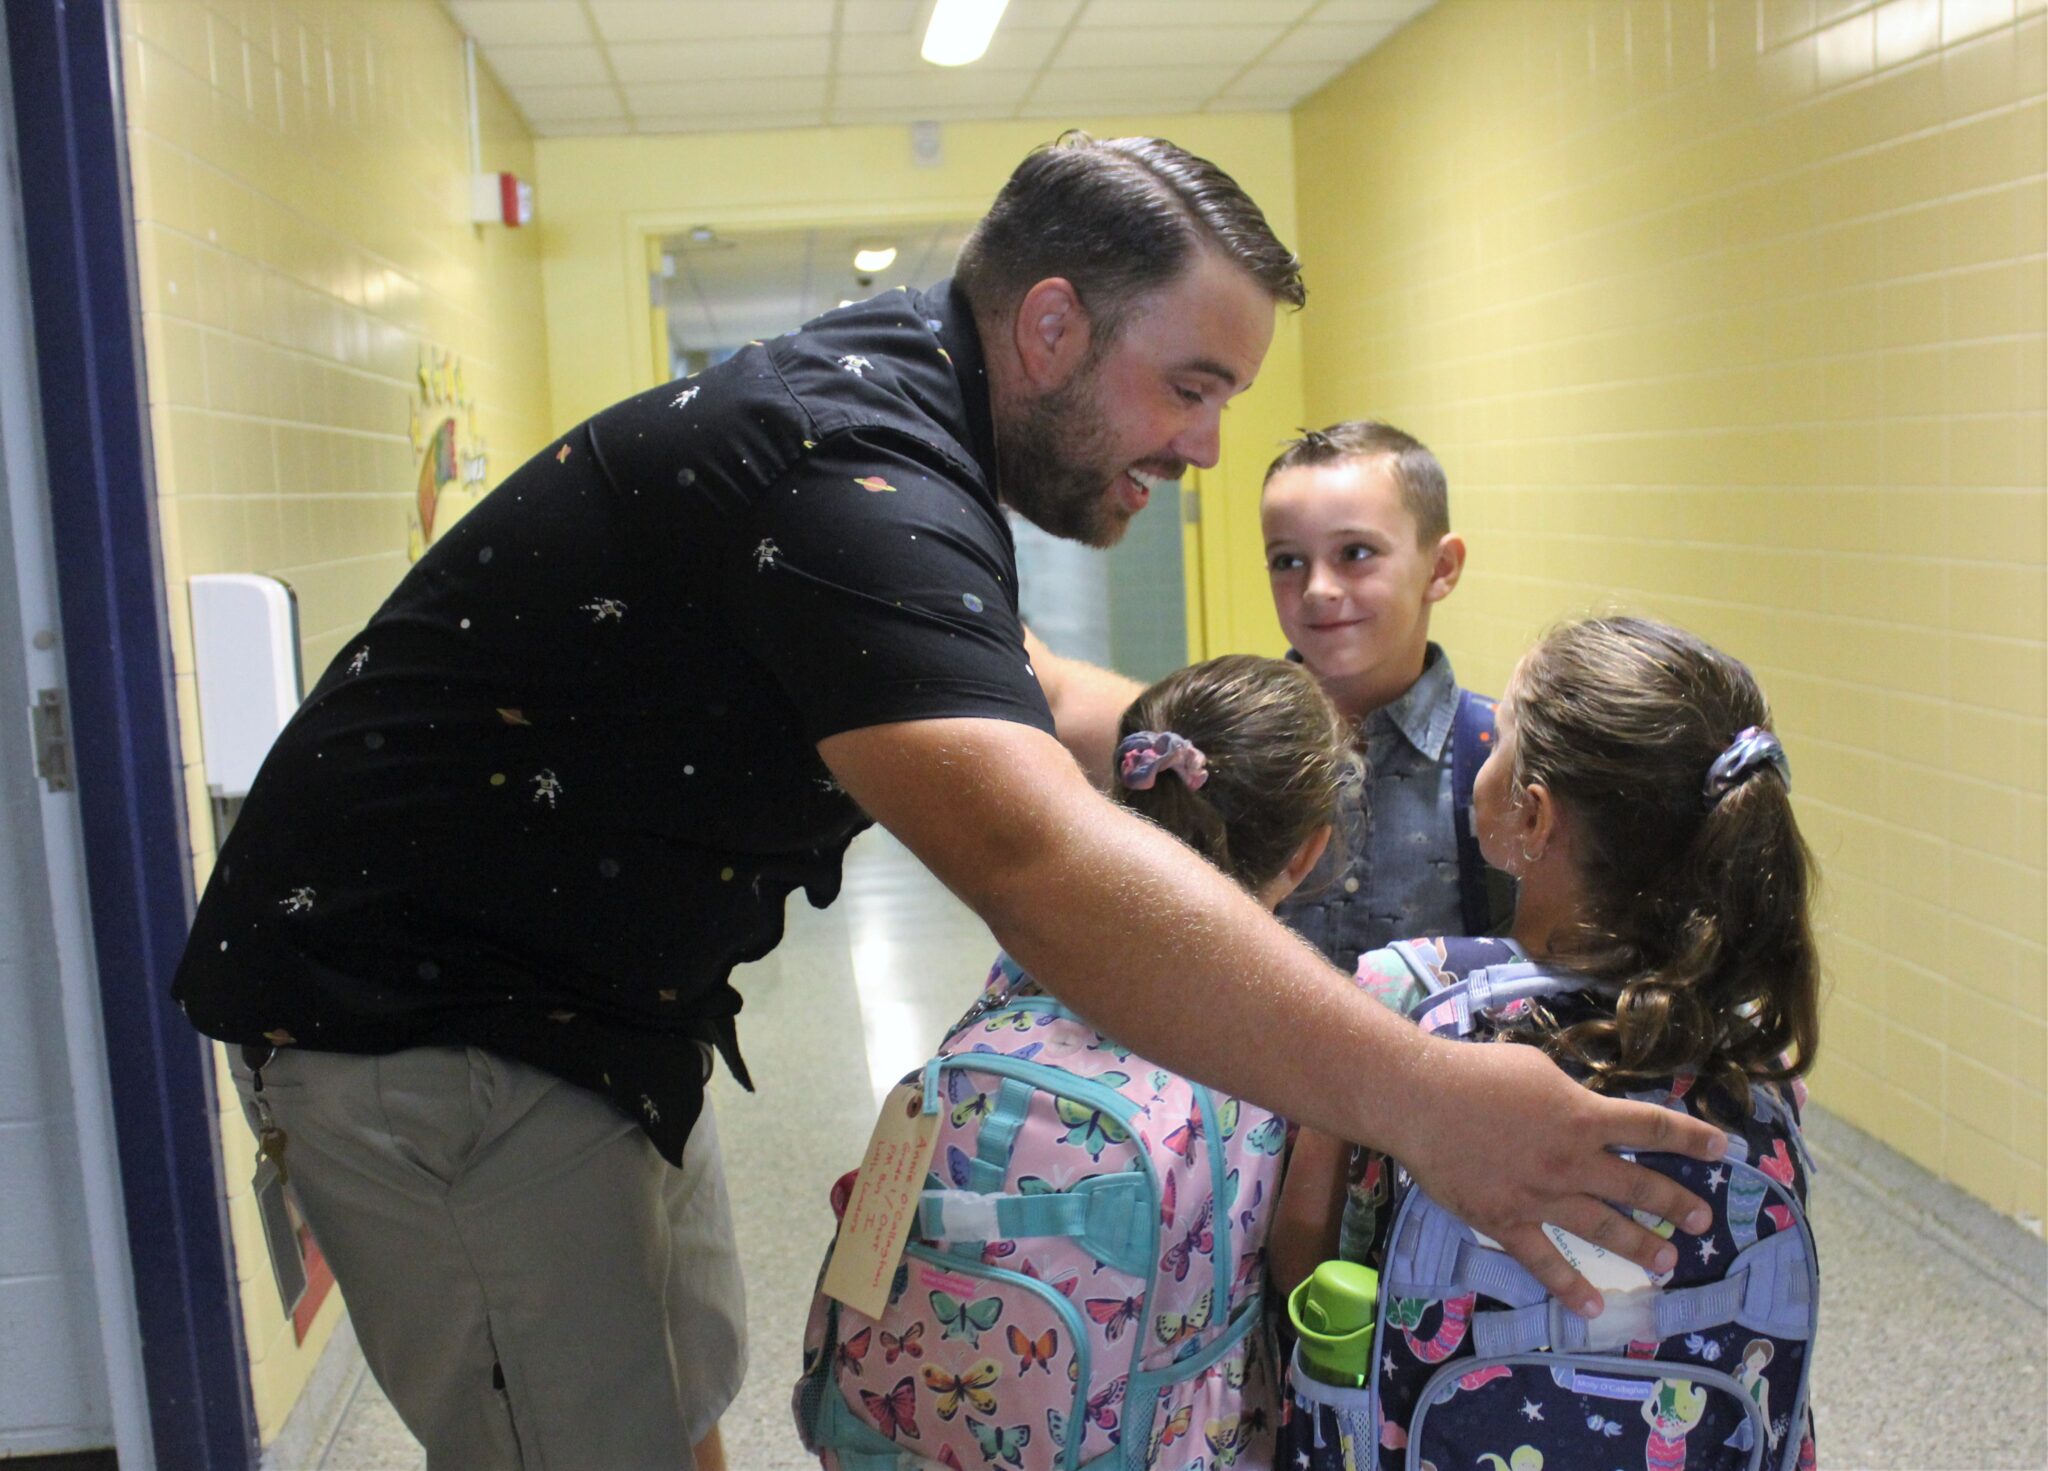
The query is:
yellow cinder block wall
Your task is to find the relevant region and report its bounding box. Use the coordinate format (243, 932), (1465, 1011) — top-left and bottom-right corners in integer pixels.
(118, 0), (553, 1437)
(1293, 0), (2045, 1223)
(535, 113), (1305, 658)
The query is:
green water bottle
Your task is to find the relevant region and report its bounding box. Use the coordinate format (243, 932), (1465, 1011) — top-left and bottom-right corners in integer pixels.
(1287, 1261), (1379, 1388)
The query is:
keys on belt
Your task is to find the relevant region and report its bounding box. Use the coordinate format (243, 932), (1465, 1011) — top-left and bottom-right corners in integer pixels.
(242, 1042), (289, 1186)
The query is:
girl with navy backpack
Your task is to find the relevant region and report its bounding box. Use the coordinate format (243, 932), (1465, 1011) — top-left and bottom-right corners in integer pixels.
(1271, 616), (1823, 1471)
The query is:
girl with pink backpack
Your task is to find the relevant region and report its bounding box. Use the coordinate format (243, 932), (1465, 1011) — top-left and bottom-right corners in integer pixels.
(796, 654), (1352, 1470)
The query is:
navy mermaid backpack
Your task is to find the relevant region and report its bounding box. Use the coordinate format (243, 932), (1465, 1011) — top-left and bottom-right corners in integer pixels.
(1286, 936), (1820, 1471)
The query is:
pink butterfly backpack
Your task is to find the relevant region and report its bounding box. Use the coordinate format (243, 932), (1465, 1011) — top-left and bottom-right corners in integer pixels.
(795, 953), (1287, 1469)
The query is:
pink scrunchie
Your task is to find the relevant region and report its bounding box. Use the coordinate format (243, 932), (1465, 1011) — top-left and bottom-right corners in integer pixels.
(1117, 731), (1209, 791)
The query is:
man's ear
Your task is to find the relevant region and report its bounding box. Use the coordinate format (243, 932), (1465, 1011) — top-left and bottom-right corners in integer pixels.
(1012, 277), (1092, 390)
(1423, 533), (1466, 605)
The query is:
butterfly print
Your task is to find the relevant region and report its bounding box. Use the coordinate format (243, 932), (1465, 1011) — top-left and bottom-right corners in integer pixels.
(857, 1375), (919, 1440)
(880, 1324), (924, 1363)
(921, 1359), (1000, 1420)
(1006, 1324), (1056, 1375)
(835, 1327), (871, 1376)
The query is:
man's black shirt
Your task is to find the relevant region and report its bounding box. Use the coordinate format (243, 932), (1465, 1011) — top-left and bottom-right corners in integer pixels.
(173, 284), (1054, 1161)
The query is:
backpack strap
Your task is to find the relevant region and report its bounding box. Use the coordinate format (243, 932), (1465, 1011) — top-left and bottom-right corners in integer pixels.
(1470, 1225), (1816, 1356)
(915, 1174), (1153, 1278)
(1451, 688), (1511, 934)
(1407, 959), (1622, 1038)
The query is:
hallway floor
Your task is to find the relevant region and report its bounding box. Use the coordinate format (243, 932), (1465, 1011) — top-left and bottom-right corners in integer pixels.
(297, 829), (2044, 1470)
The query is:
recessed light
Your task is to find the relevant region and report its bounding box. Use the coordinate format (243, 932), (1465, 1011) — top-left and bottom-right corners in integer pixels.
(922, 0), (1010, 67)
(853, 245), (898, 273)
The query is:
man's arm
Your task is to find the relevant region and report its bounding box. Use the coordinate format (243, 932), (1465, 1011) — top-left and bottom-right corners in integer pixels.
(820, 715), (1726, 1319)
(1022, 626), (1144, 786)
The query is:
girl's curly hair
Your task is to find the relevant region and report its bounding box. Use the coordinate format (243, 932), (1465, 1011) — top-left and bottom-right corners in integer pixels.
(1501, 617), (1820, 1112)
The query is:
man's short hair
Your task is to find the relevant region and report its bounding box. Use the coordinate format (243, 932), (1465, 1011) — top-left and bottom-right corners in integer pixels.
(1263, 421), (1451, 545)
(955, 132), (1305, 341)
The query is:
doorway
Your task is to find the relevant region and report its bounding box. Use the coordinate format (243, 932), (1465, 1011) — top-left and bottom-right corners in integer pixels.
(656, 223), (1191, 684)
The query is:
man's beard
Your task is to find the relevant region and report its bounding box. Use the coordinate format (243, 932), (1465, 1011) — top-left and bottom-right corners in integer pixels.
(995, 359), (1130, 549)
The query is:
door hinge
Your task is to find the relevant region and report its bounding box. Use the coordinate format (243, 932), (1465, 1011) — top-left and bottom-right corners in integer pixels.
(32, 688), (74, 792)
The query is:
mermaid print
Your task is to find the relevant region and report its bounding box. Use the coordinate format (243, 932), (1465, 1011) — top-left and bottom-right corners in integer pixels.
(1641, 1379), (1708, 1471)
(1759, 1139), (1796, 1185)
(1386, 1292), (1474, 1363)
(1726, 1161), (1768, 1248)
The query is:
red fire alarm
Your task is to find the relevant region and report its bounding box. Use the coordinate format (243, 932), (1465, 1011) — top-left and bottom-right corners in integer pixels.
(470, 171), (533, 227)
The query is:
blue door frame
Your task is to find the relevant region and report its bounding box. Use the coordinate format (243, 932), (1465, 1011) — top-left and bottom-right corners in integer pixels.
(4, 1), (258, 1465)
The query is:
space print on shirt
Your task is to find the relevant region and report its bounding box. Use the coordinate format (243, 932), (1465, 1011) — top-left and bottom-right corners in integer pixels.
(170, 280), (1039, 1170)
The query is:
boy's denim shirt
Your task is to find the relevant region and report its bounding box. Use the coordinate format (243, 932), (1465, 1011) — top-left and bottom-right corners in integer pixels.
(1277, 642), (1466, 976)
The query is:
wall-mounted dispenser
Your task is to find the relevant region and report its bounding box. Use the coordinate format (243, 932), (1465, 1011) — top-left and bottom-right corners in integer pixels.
(189, 573), (301, 837)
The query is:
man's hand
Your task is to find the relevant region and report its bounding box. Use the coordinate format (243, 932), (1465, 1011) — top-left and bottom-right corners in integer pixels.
(1387, 1038), (1726, 1319)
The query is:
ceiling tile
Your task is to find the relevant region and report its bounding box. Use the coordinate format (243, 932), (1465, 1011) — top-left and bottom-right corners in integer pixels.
(828, 102), (1024, 124)
(839, 25), (1060, 74)
(1216, 60), (1346, 99)
(1026, 64), (1240, 104)
(1262, 21), (1397, 64)
(1054, 24), (1283, 68)
(837, 69), (1036, 107)
(532, 116), (634, 137)
(513, 83), (626, 121)
(608, 36), (832, 83)
(636, 111), (830, 134)
(1077, 0), (1313, 26)
(445, 1), (595, 47)
(1003, 0), (1086, 28)
(1307, 0), (1432, 25)
(627, 77), (831, 116)
(588, 0), (837, 41)
(482, 45), (611, 88)
(838, 0), (921, 32)
(444, 0), (1428, 141)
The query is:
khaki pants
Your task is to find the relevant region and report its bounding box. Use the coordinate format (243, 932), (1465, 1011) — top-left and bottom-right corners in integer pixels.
(231, 1045), (746, 1471)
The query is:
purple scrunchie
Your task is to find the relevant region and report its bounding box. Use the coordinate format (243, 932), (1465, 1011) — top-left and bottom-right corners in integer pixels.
(1703, 725), (1790, 805)
(1117, 730), (1209, 792)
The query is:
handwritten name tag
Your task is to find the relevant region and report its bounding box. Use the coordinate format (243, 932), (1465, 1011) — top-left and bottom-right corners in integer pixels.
(822, 1081), (943, 1320)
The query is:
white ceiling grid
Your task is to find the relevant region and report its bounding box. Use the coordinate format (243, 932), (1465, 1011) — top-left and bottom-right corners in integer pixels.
(443, 0), (1434, 137)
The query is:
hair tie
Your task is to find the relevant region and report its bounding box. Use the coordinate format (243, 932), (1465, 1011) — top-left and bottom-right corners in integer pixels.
(1117, 731), (1209, 792)
(1704, 726), (1790, 805)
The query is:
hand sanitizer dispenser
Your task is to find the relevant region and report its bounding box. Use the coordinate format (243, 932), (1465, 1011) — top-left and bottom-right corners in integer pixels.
(189, 574), (302, 825)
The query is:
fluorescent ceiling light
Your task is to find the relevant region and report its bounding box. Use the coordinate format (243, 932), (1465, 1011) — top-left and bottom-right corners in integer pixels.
(922, 0), (1010, 66)
(853, 245), (898, 272)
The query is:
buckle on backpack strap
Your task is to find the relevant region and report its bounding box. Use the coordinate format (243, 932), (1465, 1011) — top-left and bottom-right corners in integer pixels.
(916, 1174), (1151, 1276)
(1471, 1227), (1813, 1357)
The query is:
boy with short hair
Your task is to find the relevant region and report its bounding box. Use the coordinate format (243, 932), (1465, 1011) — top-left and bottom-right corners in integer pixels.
(1260, 420), (1514, 973)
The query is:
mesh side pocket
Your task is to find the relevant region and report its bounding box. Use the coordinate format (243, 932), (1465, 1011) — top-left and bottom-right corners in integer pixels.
(1279, 1344), (1376, 1471)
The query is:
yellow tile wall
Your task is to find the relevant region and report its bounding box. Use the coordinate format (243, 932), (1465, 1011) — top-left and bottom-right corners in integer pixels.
(118, 0), (553, 1437)
(534, 113), (1305, 658)
(1293, 0), (2045, 1226)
